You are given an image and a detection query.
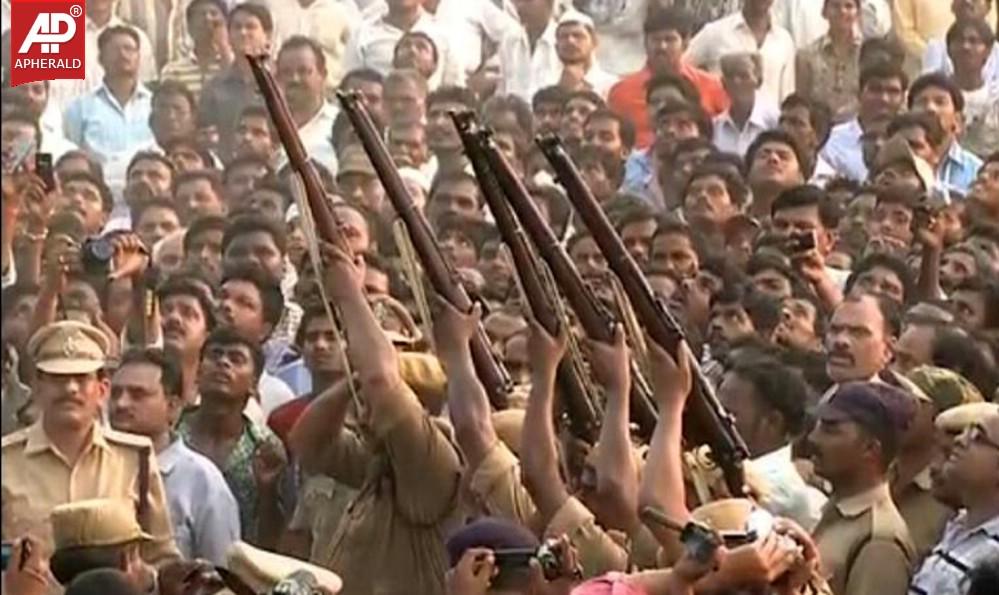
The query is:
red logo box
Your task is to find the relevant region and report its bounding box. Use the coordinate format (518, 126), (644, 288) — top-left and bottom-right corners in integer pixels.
(9, 0), (86, 86)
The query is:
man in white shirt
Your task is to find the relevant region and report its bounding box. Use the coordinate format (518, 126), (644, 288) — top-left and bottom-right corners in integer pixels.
(261, 0), (355, 92)
(719, 358), (827, 530)
(275, 36), (339, 175)
(86, 0), (158, 88)
(342, 0), (463, 87)
(553, 10), (619, 99)
(685, 0), (796, 102)
(497, 0), (560, 102)
(713, 51), (779, 157)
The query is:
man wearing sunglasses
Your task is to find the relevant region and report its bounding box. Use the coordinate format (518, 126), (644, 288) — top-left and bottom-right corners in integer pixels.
(910, 404), (999, 595)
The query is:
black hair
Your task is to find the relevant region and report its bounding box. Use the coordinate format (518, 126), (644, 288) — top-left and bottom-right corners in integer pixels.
(200, 326), (265, 381)
(585, 108), (637, 151)
(126, 150), (175, 179)
(152, 80), (196, 114)
(118, 347), (183, 397)
(61, 171), (114, 214)
(278, 35), (327, 72)
(427, 85), (478, 112)
(771, 184), (842, 229)
(729, 357), (809, 436)
(174, 168), (224, 196)
(645, 73), (701, 106)
(65, 569), (142, 595)
(858, 61), (909, 94)
(161, 136), (215, 168)
(156, 272), (217, 331)
(859, 36), (906, 71)
(96, 25), (140, 53)
(3, 108), (41, 145)
(429, 169), (482, 205)
(221, 213), (288, 256)
(907, 72), (965, 113)
(131, 197), (180, 231)
(228, 2), (273, 33)
(185, 0), (228, 26)
(575, 144), (625, 187)
(684, 162), (751, 207)
(712, 284), (783, 337)
(946, 17), (997, 53)
(745, 129), (805, 175)
(839, 287), (905, 338)
(183, 215), (227, 253)
(342, 68), (384, 87)
(50, 544), (129, 586)
(954, 277), (999, 329)
(236, 104), (279, 141)
(532, 85), (569, 110)
(220, 263), (285, 330)
(780, 93), (834, 148)
(845, 252), (915, 307)
(482, 94), (534, 137)
(643, 7), (694, 38)
(55, 150), (105, 182)
(968, 560), (999, 595)
(655, 99), (713, 139)
(1, 282), (40, 320)
(931, 327), (999, 396)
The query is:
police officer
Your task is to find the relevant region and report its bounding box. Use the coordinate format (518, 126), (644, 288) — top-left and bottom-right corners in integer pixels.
(808, 382), (917, 595)
(1, 321), (178, 565)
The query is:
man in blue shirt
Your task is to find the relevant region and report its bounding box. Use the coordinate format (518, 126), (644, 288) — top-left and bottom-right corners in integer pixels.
(63, 26), (154, 194)
(908, 72), (984, 199)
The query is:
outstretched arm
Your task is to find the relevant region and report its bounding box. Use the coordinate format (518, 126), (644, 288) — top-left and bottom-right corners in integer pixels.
(638, 337), (694, 548)
(520, 320), (571, 527)
(590, 325), (639, 533)
(431, 297), (497, 470)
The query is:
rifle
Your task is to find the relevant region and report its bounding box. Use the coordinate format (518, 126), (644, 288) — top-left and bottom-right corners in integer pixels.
(453, 112), (599, 443)
(537, 135), (749, 496)
(337, 92), (510, 410)
(477, 126), (659, 441)
(246, 55), (349, 253)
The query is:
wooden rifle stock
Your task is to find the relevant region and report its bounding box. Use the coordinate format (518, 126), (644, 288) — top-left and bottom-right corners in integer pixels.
(337, 92), (510, 409)
(246, 55), (348, 252)
(478, 128), (658, 440)
(537, 136), (749, 496)
(453, 112), (599, 443)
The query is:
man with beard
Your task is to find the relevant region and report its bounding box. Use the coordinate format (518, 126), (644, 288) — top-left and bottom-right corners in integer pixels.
(58, 173), (115, 237)
(176, 327), (288, 549)
(230, 106), (280, 165)
(552, 10), (618, 98)
(110, 348), (240, 565)
(276, 36), (339, 173)
(143, 82), (199, 156)
(808, 382), (917, 595)
(104, 152), (175, 233)
(910, 405), (999, 595)
(583, 109), (636, 165)
(706, 284), (781, 364)
(609, 8), (728, 149)
(425, 86), (477, 178)
(426, 171), (484, 227)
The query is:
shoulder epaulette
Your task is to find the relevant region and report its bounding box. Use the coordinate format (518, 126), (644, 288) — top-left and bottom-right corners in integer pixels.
(1, 428), (30, 449)
(104, 428), (155, 449)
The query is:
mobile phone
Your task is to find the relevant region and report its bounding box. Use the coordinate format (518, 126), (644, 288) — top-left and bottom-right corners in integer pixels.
(784, 231), (817, 254)
(1, 541), (12, 571)
(35, 152), (55, 192)
(492, 547), (536, 571)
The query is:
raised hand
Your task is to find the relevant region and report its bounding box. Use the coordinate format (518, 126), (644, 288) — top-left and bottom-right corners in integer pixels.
(318, 240), (364, 300)
(526, 318), (568, 380)
(446, 548), (495, 595)
(646, 335), (693, 410)
(586, 324), (631, 396)
(430, 295), (481, 359)
(108, 232), (150, 280)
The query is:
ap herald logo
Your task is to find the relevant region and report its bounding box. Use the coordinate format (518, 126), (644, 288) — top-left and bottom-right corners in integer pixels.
(10, 0), (86, 86)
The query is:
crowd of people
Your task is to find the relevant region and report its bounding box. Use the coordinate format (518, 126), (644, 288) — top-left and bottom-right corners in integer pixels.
(2, 0), (999, 594)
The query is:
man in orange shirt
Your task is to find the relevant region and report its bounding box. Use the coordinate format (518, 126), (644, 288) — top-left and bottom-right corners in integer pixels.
(608, 7), (729, 149)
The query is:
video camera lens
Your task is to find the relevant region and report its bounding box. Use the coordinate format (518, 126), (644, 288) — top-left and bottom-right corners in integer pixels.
(81, 237), (115, 276)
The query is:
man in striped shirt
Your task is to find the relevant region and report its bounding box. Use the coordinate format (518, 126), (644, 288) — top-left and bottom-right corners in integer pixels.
(910, 406), (999, 595)
(160, 0), (234, 101)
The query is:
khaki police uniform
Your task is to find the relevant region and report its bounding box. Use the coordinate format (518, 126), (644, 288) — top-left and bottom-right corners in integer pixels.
(891, 465), (954, 561)
(1, 321), (178, 566)
(812, 482), (916, 595)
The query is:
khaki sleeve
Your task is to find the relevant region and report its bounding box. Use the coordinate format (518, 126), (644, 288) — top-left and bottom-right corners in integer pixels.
(544, 496), (629, 578)
(467, 440), (537, 526)
(370, 381), (462, 525)
(140, 449), (181, 566)
(844, 539), (912, 595)
(325, 426), (373, 490)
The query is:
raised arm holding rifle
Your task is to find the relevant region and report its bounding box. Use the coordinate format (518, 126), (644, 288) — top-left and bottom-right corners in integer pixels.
(536, 135), (749, 498)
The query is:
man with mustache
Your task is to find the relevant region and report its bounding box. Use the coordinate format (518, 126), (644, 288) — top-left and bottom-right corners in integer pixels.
(109, 347), (240, 565)
(824, 293), (898, 386)
(276, 36), (339, 173)
(157, 273), (216, 406)
(808, 382), (917, 595)
(2, 321), (179, 564)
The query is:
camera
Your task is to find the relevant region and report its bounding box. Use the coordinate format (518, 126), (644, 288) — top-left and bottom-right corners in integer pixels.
(493, 539), (575, 581)
(783, 231), (817, 254)
(81, 237), (115, 276)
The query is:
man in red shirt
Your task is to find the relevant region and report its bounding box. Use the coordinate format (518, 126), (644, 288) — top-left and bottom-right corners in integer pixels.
(608, 7), (729, 149)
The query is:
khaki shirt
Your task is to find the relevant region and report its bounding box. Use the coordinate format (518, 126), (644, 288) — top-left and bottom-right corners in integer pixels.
(287, 474), (356, 567)
(2, 420), (179, 564)
(324, 380), (463, 595)
(812, 482), (915, 595)
(466, 439), (537, 528)
(546, 496), (630, 578)
(892, 466), (954, 562)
